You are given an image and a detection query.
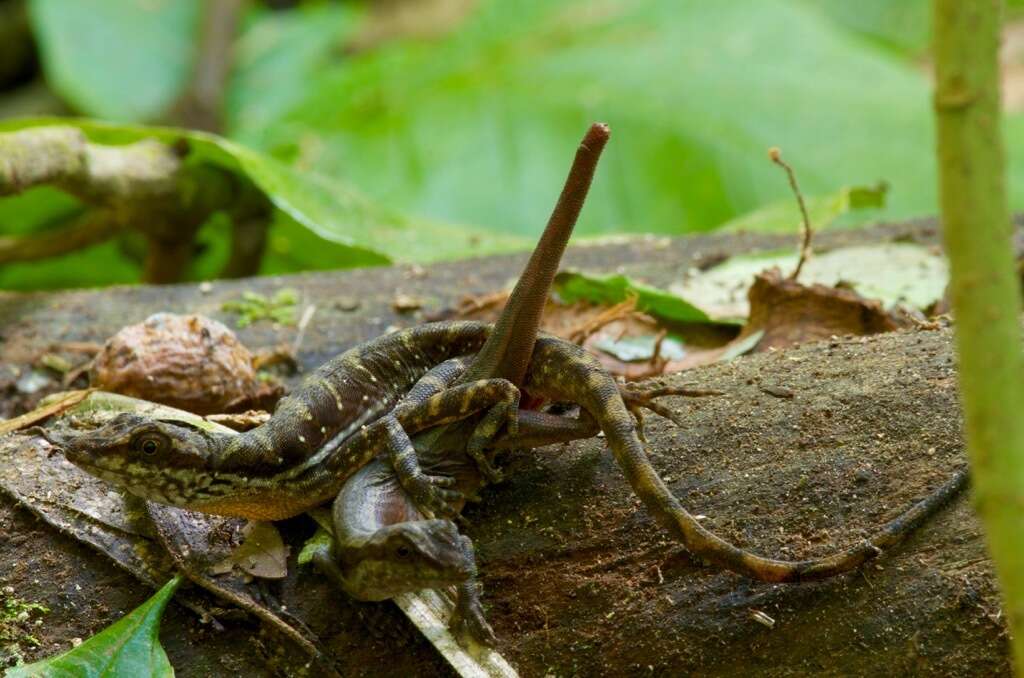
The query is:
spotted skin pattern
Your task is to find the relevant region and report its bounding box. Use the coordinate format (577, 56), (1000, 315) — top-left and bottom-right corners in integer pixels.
(54, 124), (611, 527)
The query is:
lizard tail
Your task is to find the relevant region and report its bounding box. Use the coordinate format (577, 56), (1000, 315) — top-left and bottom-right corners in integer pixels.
(603, 410), (968, 582)
(473, 122), (610, 386)
(529, 337), (968, 583)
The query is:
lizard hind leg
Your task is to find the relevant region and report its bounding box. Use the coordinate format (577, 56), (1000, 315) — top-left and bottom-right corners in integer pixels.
(448, 534), (497, 648)
(394, 378), (522, 489)
(385, 416), (462, 519)
(463, 389), (520, 484)
(389, 377), (523, 517)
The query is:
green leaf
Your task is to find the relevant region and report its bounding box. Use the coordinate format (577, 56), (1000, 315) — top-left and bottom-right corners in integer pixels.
(719, 183), (888, 233)
(27, 0), (200, 121)
(669, 242), (949, 321)
(6, 577), (181, 678)
(297, 527), (333, 567)
(258, 0), (939, 240)
(227, 4), (359, 135)
(809, 0), (931, 57)
(0, 118), (528, 289)
(554, 271), (714, 325)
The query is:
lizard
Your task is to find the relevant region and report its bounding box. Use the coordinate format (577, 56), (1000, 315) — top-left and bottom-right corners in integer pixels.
(38, 120), (968, 637)
(34, 122), (618, 523)
(311, 335), (968, 645)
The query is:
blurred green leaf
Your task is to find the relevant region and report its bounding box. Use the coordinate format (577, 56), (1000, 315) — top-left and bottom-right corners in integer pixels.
(255, 0), (937, 241)
(555, 270), (714, 324)
(228, 3), (358, 135)
(27, 0), (199, 121)
(6, 577), (180, 678)
(0, 240), (142, 291)
(0, 118), (527, 290)
(808, 0), (931, 57)
(719, 183), (887, 233)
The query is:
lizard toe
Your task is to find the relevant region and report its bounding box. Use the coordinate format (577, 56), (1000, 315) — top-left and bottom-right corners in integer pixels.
(451, 603), (498, 649)
(429, 474), (459, 489)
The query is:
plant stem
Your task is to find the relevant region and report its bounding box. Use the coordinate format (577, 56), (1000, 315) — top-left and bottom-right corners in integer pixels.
(933, 0), (1024, 669)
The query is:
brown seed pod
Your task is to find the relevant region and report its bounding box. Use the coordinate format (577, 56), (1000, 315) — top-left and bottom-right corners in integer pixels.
(91, 313), (260, 415)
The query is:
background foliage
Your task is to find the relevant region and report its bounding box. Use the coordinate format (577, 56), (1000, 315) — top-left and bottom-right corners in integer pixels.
(3, 0), (1024, 289)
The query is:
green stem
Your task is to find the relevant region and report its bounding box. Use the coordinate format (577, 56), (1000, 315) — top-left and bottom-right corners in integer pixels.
(933, 0), (1024, 669)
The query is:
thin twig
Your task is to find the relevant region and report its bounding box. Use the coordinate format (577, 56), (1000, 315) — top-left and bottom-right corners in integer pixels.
(292, 304), (318, 358)
(768, 147), (813, 281)
(0, 209), (123, 264)
(565, 295), (645, 344)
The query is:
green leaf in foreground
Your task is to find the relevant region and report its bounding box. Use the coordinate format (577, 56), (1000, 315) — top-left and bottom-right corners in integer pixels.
(554, 271), (714, 325)
(6, 577), (181, 678)
(718, 183), (888, 234)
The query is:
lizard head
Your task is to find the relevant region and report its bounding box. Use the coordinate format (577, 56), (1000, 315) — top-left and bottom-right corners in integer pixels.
(39, 413), (228, 506)
(338, 519), (473, 600)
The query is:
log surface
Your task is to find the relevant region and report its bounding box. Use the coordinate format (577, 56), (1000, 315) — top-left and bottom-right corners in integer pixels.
(0, 219), (1010, 677)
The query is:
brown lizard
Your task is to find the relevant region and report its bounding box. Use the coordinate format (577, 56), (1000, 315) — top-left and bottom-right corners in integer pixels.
(37, 123), (615, 522)
(313, 334), (968, 645)
(40, 122), (968, 645)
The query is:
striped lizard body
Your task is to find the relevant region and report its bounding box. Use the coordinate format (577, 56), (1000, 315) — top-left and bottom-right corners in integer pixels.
(45, 123), (610, 524)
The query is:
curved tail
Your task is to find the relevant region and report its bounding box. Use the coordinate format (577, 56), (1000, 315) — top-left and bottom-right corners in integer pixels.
(527, 336), (968, 582)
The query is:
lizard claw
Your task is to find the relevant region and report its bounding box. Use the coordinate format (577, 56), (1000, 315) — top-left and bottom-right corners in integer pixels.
(450, 596), (497, 649)
(467, 445), (504, 484)
(404, 472), (463, 518)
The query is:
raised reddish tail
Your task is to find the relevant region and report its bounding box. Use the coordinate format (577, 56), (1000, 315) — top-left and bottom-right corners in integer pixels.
(468, 123), (610, 386)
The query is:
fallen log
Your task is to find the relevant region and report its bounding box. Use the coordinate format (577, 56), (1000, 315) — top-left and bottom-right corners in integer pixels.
(0, 221), (1010, 676)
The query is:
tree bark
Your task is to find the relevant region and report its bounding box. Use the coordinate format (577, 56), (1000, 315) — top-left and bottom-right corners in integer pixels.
(0, 222), (1011, 676)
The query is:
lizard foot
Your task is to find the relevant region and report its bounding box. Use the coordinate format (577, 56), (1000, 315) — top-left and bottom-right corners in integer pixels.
(450, 596), (497, 649)
(467, 444), (504, 484)
(403, 472), (462, 519)
(620, 382), (724, 429)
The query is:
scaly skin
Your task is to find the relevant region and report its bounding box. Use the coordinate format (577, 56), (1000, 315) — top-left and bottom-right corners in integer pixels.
(48, 321), (495, 519)
(324, 335), (969, 647)
(319, 368), (679, 646)
(43, 123), (610, 523)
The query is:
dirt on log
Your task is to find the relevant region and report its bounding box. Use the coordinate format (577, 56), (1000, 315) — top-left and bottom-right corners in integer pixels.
(0, 219), (1012, 676)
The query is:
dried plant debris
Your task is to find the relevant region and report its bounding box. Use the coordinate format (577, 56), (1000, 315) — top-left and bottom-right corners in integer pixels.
(670, 242), (948, 322)
(738, 267), (914, 352)
(211, 522), (290, 580)
(90, 313), (271, 415)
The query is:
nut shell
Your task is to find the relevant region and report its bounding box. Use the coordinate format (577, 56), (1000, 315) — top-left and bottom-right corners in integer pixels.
(92, 313), (258, 415)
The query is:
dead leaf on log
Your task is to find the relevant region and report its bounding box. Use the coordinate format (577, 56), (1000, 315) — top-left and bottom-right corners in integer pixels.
(211, 521), (289, 580)
(737, 267), (914, 352)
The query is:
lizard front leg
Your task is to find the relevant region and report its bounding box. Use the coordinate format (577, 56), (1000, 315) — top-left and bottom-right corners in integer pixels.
(386, 377), (521, 517)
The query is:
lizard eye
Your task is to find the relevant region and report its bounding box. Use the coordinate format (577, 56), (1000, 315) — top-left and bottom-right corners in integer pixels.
(137, 435), (163, 456)
(396, 545), (411, 559)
